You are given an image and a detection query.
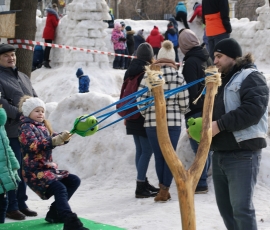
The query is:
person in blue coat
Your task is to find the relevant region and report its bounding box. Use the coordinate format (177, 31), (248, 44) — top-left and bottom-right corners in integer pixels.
(76, 68), (90, 93)
(175, 1), (190, 29)
(32, 45), (44, 71)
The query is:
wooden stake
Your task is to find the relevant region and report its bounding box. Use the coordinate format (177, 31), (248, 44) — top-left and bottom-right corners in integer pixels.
(150, 64), (219, 230)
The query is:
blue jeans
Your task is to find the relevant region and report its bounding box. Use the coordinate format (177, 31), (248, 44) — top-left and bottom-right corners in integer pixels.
(45, 174), (81, 220)
(133, 135), (153, 181)
(0, 193), (8, 223)
(208, 33), (230, 61)
(146, 126), (181, 187)
(212, 150), (261, 230)
(185, 112), (211, 187)
(7, 138), (28, 212)
(113, 49), (125, 69)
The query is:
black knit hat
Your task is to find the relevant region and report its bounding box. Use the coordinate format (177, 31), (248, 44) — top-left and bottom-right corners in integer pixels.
(136, 43), (154, 62)
(125, 26), (131, 31)
(0, 44), (16, 55)
(214, 38), (242, 59)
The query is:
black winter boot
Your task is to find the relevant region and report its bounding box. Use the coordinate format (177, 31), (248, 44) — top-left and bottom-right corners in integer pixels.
(145, 177), (159, 193)
(43, 60), (51, 68)
(63, 213), (89, 230)
(135, 181), (157, 198)
(45, 206), (63, 223)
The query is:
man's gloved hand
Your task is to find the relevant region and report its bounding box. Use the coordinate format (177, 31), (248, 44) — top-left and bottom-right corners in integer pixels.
(13, 170), (21, 182)
(52, 131), (71, 146)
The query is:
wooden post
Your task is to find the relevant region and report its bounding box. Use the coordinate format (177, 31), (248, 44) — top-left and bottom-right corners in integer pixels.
(150, 65), (219, 229)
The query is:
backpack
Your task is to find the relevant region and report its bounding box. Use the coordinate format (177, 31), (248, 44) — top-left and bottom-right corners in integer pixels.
(117, 72), (145, 120)
(168, 33), (178, 47)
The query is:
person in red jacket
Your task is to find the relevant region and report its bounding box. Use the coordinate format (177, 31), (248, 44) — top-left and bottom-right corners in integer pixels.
(146, 26), (164, 58)
(42, 4), (59, 68)
(188, 2), (202, 23)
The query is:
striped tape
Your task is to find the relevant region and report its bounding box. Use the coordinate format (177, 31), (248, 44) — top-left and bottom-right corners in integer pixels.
(8, 39), (181, 65)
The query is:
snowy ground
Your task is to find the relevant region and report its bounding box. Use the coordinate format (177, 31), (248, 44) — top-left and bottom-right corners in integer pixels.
(3, 1), (270, 229)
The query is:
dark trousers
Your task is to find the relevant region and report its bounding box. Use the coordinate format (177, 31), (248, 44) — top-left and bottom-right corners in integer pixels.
(45, 174), (81, 220)
(113, 49), (125, 69)
(44, 39), (53, 61)
(174, 46), (179, 63)
(124, 47), (129, 69)
(7, 138), (28, 212)
(0, 193), (8, 223)
(175, 11), (190, 29)
(153, 47), (160, 59)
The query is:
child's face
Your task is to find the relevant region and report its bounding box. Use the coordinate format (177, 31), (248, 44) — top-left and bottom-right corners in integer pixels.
(29, 107), (45, 122)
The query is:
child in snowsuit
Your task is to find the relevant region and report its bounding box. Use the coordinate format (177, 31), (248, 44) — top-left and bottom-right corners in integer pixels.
(0, 106), (20, 223)
(111, 22), (126, 69)
(18, 96), (88, 230)
(76, 68), (90, 93)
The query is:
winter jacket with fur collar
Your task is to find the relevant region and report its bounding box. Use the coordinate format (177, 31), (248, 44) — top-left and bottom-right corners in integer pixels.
(211, 54), (269, 151)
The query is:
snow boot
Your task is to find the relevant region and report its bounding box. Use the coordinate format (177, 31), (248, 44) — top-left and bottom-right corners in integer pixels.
(154, 184), (171, 202)
(145, 177), (159, 193)
(43, 60), (51, 68)
(135, 181), (156, 198)
(63, 213), (89, 230)
(45, 205), (63, 223)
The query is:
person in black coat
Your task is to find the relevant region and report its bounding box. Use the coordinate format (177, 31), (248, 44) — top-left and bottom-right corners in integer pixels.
(178, 29), (212, 194)
(125, 26), (135, 68)
(211, 38), (268, 230)
(122, 43), (158, 198)
(133, 29), (145, 56)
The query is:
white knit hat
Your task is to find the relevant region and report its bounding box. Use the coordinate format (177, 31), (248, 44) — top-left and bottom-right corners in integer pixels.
(157, 41), (175, 61)
(21, 97), (46, 116)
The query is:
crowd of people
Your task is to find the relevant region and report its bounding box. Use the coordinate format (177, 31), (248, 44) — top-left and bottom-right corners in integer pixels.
(0, 1), (268, 230)
(117, 1), (269, 230)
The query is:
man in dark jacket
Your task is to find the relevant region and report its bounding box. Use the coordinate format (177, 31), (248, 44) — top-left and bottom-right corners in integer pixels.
(202, 0), (232, 60)
(211, 38), (269, 230)
(178, 29), (212, 194)
(0, 44), (38, 220)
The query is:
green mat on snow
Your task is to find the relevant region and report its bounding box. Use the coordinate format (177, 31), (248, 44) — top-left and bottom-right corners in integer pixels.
(0, 218), (125, 230)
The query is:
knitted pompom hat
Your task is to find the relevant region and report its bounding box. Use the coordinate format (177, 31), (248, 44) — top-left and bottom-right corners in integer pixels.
(114, 22), (122, 29)
(157, 40), (175, 61)
(21, 97), (46, 117)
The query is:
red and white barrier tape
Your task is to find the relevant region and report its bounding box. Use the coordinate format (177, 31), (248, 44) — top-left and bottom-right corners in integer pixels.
(8, 39), (181, 65)
(12, 44), (34, 51)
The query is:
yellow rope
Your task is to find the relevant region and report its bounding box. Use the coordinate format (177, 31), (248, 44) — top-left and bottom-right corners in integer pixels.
(145, 65), (165, 90)
(193, 66), (222, 105)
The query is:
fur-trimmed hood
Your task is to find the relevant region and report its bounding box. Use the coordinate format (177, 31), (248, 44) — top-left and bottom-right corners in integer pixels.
(236, 53), (255, 68)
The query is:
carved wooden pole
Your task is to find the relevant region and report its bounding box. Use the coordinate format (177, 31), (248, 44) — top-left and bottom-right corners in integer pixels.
(149, 65), (220, 229)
